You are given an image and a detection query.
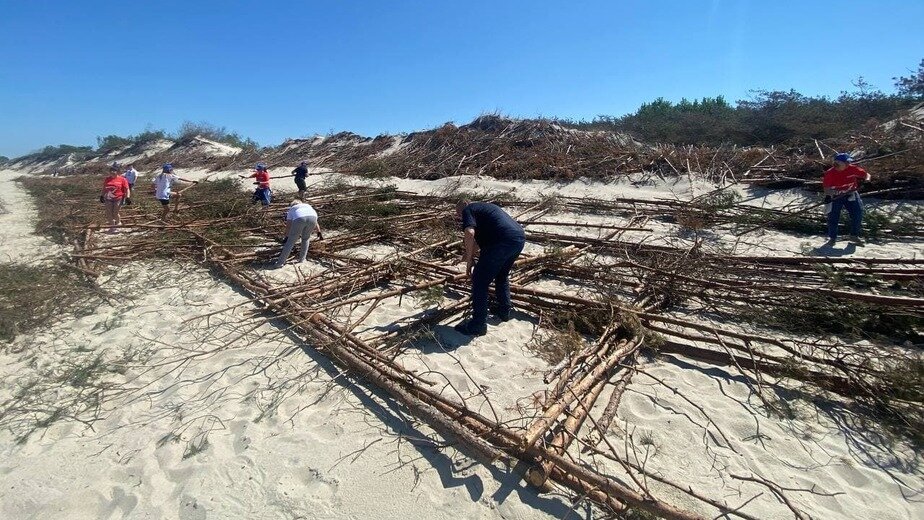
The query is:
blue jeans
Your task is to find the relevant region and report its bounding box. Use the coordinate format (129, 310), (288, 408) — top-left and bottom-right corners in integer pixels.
(252, 187), (272, 206)
(827, 192), (863, 240)
(470, 239), (524, 327)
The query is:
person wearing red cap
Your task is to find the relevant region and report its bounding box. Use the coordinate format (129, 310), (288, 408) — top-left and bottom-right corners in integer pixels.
(822, 152), (870, 246)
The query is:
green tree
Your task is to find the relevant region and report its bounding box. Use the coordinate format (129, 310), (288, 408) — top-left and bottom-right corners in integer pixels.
(894, 58), (924, 99)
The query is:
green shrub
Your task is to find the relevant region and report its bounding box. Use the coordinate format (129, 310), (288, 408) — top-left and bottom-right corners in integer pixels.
(562, 59), (923, 145)
(175, 121), (259, 150)
(15, 145), (95, 164)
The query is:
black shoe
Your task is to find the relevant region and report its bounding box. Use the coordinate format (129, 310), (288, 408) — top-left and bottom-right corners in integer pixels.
(454, 320), (487, 336)
(489, 304), (512, 322)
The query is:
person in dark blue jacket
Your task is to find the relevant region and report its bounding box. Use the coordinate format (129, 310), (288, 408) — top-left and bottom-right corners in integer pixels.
(454, 200), (525, 336)
(292, 161), (309, 197)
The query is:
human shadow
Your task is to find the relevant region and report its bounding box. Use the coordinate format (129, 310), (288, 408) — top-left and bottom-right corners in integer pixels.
(809, 242), (856, 257)
(273, 324), (573, 516)
(420, 324), (476, 352)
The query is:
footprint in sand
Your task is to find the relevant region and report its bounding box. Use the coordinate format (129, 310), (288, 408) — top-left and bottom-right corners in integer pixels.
(233, 434), (252, 455)
(298, 467), (340, 503)
(178, 495), (208, 520)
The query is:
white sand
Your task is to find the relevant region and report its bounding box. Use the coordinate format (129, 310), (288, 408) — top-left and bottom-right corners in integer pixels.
(1, 166), (922, 519)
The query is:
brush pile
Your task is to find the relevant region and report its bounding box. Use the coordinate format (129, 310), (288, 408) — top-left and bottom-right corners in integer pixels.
(16, 110), (924, 200)
(21, 171), (919, 520)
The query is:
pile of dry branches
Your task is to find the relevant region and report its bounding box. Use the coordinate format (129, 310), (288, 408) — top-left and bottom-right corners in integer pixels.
(41, 175), (918, 519)
(31, 113), (923, 202)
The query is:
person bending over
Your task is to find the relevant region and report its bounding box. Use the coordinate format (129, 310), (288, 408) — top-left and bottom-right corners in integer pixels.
(454, 200), (525, 336)
(274, 199), (322, 268)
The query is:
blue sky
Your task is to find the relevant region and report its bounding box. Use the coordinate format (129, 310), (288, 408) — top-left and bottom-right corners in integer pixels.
(1, 0), (922, 158)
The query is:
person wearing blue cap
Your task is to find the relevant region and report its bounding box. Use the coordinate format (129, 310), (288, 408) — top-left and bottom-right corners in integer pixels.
(152, 163), (196, 220)
(822, 153), (870, 246)
(240, 162), (272, 207)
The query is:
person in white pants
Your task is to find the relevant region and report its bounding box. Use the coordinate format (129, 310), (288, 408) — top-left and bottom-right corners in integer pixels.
(274, 200), (322, 268)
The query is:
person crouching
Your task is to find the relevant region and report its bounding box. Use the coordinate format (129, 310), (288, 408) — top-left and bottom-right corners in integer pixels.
(273, 199), (322, 268)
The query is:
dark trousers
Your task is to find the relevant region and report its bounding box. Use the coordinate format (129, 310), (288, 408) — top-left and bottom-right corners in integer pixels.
(827, 192), (863, 240)
(471, 239), (524, 327)
(295, 177), (307, 192)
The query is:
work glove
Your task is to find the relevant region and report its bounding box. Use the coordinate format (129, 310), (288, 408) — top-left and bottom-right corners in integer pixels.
(99, 195), (105, 203)
(317, 231), (324, 240)
(823, 195), (832, 204)
(124, 198), (132, 205)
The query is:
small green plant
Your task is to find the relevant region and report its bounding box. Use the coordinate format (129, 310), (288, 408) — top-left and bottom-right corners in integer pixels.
(414, 285), (445, 308)
(527, 326), (587, 364)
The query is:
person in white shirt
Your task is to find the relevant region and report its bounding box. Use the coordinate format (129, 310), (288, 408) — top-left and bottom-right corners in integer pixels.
(273, 199), (322, 268)
(152, 163), (195, 220)
(123, 164), (138, 188)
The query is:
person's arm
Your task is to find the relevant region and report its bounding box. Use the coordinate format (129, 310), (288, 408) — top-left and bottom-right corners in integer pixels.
(463, 227), (477, 277)
(314, 220), (323, 239)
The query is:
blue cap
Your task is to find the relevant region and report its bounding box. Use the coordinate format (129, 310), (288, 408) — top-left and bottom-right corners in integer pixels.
(834, 153), (852, 163)
(255, 162), (267, 171)
(162, 163), (174, 172)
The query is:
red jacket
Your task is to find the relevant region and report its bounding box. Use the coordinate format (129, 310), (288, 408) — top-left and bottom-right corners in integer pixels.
(102, 175), (130, 200)
(250, 170), (270, 189)
(822, 165), (869, 193)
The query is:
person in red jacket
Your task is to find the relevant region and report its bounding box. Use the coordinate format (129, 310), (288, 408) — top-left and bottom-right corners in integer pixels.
(822, 153), (870, 245)
(100, 164), (131, 233)
(239, 162), (272, 207)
